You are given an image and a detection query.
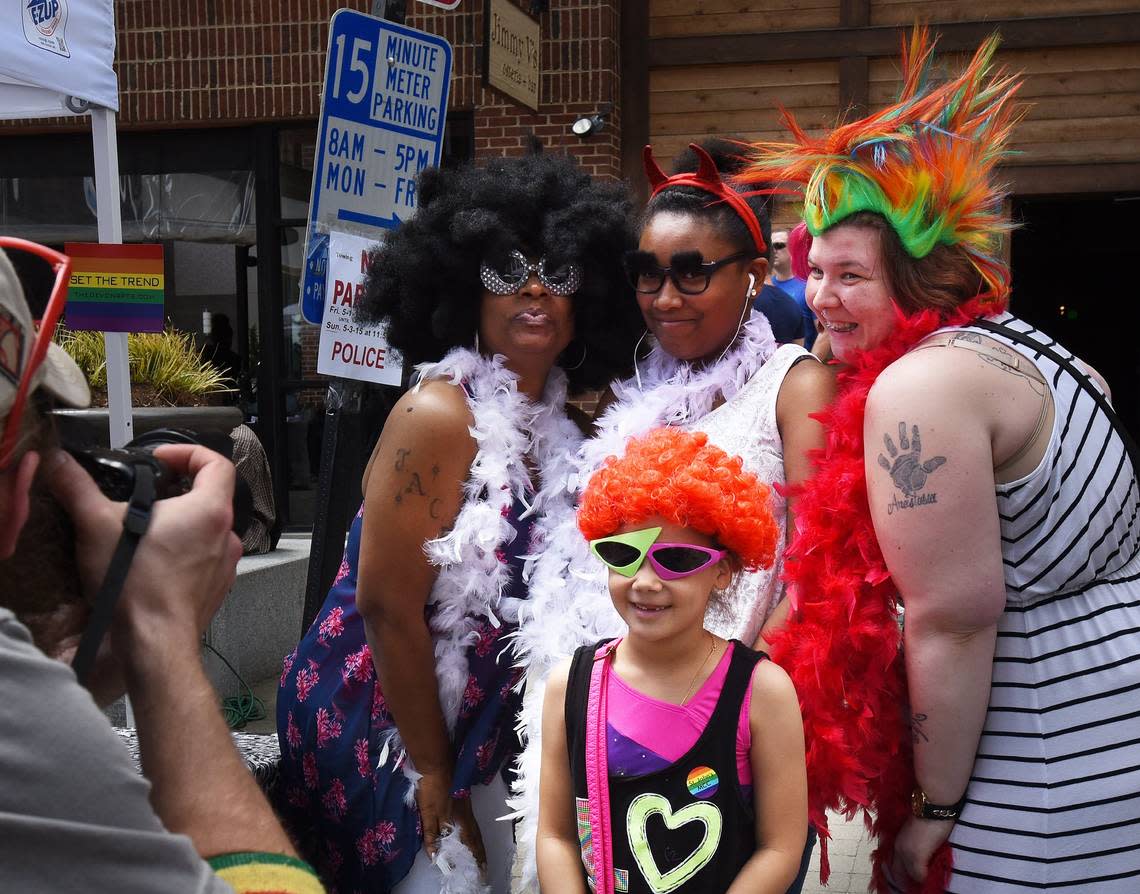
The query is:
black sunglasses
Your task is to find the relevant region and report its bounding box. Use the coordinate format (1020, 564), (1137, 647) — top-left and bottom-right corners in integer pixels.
(772, 242), (787, 250)
(623, 249), (753, 296)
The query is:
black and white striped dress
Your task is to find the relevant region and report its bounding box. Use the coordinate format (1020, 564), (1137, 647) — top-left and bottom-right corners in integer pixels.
(944, 315), (1140, 892)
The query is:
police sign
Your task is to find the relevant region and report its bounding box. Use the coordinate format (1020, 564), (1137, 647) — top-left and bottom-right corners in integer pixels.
(301, 10), (452, 323)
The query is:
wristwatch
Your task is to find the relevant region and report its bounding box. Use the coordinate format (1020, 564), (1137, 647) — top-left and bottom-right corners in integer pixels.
(911, 787), (967, 820)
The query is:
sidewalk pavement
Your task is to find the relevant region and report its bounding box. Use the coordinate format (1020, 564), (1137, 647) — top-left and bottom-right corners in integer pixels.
(803, 810), (875, 894)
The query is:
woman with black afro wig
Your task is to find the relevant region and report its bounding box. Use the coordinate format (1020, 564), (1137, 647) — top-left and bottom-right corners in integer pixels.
(276, 152), (639, 894)
(356, 151), (642, 393)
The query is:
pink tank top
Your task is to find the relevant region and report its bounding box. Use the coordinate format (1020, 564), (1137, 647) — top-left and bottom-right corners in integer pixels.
(605, 642), (756, 788)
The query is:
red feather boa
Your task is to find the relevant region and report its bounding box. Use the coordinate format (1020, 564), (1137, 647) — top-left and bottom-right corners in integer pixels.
(770, 297), (995, 893)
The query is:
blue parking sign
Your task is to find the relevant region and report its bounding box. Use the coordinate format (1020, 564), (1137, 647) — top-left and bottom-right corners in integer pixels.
(301, 10), (452, 323)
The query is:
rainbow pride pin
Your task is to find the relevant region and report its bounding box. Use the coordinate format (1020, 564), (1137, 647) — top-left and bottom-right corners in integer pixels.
(686, 765), (719, 799)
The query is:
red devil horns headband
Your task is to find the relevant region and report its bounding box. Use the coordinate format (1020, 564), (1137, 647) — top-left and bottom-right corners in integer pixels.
(643, 143), (767, 255)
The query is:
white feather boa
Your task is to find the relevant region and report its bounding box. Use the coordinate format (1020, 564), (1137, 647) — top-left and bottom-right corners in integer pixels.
(379, 347), (582, 877)
(507, 312), (778, 888)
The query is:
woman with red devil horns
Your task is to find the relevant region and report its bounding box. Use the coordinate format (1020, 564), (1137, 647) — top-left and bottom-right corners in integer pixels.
(510, 137), (834, 891)
(743, 28), (1140, 894)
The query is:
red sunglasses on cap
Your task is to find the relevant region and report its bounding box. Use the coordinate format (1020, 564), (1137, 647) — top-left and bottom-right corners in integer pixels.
(0, 237), (78, 468)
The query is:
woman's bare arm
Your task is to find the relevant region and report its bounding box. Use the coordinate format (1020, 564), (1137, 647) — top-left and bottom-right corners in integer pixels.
(761, 357), (836, 644)
(355, 380), (481, 859)
(864, 353), (1008, 885)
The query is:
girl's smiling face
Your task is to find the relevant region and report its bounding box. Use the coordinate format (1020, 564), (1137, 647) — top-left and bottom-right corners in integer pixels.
(605, 515), (733, 642)
(806, 224), (899, 362)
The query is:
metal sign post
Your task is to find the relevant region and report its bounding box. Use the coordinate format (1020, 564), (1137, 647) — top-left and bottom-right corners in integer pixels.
(90, 105), (133, 449)
(300, 9), (451, 324)
(300, 10), (452, 635)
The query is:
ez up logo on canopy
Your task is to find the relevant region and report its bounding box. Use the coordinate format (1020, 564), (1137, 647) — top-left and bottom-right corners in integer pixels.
(23, 0), (71, 57)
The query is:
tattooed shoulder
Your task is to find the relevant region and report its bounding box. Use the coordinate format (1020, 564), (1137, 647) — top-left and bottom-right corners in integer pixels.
(388, 446), (446, 519)
(877, 421), (946, 514)
(945, 331), (1046, 394)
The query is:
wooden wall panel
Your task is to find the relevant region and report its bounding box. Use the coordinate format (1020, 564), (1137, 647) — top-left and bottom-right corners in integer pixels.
(869, 0), (1139, 26)
(870, 45), (1140, 165)
(650, 0), (840, 38)
(648, 60), (840, 171)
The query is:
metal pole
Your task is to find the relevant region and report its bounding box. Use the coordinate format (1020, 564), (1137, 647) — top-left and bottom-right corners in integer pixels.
(299, 0), (409, 638)
(301, 379), (358, 632)
(371, 0), (406, 23)
(90, 106), (133, 448)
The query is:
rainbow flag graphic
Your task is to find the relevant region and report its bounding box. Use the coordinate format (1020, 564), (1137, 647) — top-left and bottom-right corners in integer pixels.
(64, 243), (165, 333)
(686, 765), (719, 799)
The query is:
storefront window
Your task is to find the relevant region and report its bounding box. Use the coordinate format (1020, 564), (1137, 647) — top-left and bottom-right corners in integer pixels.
(0, 171), (255, 244)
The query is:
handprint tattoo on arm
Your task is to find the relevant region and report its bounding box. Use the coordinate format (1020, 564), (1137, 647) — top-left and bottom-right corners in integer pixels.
(879, 422), (947, 512)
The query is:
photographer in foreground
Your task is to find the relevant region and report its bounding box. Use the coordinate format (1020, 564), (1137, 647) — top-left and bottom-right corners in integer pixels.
(0, 241), (322, 893)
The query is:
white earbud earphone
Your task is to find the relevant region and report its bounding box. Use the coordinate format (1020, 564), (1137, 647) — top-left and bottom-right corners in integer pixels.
(746, 273), (756, 297)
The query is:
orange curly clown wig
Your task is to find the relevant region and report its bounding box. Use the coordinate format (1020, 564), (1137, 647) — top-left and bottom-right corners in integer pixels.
(578, 428), (779, 573)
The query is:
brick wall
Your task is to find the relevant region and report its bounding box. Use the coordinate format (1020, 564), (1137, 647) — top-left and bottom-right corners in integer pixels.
(409, 1), (622, 181)
(6, 1), (624, 181)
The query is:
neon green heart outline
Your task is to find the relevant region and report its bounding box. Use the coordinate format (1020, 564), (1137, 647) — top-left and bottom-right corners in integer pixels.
(626, 792), (722, 893)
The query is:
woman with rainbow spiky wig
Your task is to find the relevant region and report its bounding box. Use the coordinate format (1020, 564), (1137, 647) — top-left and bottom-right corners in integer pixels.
(741, 28), (1140, 893)
(536, 428), (808, 894)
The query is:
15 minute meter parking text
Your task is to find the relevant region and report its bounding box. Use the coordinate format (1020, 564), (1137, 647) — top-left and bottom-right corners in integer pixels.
(301, 10), (452, 323)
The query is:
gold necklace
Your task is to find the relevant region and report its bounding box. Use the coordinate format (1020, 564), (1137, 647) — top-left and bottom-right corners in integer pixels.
(680, 635), (718, 705)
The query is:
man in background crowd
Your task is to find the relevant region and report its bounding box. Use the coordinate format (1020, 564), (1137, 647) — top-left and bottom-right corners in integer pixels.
(770, 228), (815, 349)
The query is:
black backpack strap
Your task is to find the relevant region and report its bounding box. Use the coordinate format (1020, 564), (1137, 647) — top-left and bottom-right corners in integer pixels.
(564, 638), (615, 792)
(970, 318), (1140, 481)
(706, 640), (765, 729)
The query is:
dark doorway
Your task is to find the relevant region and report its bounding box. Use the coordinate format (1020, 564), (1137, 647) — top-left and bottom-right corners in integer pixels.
(1010, 194), (1140, 438)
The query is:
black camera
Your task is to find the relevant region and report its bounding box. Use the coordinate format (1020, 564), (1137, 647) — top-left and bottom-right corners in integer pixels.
(66, 428), (252, 536)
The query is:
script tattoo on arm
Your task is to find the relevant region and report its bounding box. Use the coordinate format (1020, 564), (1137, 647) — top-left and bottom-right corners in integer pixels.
(910, 711), (931, 745)
(879, 422), (947, 513)
(391, 447), (443, 518)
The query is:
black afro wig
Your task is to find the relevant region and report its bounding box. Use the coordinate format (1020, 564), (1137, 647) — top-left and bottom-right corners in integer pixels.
(355, 152), (642, 392)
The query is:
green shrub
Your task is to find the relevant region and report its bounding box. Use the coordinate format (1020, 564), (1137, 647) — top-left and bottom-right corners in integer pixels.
(55, 326), (233, 407)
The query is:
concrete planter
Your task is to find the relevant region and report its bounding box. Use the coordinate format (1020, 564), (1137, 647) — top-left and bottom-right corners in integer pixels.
(53, 406), (243, 448)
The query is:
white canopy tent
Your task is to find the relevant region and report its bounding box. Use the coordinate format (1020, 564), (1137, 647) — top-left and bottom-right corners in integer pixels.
(0, 0), (132, 446)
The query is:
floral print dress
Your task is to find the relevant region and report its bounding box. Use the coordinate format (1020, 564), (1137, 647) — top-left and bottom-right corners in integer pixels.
(276, 498), (534, 892)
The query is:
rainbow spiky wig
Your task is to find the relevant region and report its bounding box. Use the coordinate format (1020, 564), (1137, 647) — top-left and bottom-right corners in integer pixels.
(741, 28), (1023, 305)
(578, 428), (778, 573)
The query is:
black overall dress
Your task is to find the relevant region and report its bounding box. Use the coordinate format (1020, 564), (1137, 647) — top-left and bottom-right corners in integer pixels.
(565, 639), (763, 893)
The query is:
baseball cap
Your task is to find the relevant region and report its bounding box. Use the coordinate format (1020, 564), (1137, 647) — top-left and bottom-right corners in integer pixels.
(0, 242), (91, 464)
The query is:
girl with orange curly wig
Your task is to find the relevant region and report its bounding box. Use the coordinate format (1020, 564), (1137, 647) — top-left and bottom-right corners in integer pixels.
(536, 428), (807, 894)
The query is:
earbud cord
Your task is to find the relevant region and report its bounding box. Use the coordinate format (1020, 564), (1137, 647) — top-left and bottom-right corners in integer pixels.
(632, 328), (649, 392)
(710, 285), (754, 369)
(633, 282), (754, 390)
